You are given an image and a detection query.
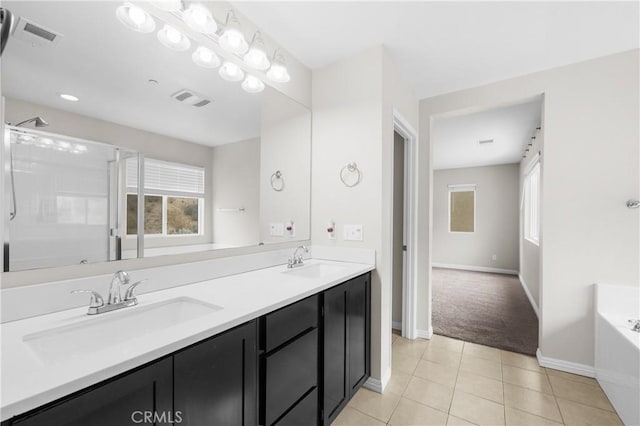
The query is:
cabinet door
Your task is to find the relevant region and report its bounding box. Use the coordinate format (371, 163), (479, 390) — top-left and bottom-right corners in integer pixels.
(322, 282), (348, 425)
(12, 358), (173, 426)
(174, 320), (258, 426)
(347, 273), (370, 395)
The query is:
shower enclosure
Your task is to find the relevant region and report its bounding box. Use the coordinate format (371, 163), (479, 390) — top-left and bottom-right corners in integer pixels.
(3, 126), (142, 272)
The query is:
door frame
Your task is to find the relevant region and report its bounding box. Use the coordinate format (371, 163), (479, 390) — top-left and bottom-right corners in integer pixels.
(393, 110), (418, 340)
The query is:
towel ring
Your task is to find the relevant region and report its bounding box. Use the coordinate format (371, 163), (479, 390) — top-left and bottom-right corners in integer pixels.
(340, 162), (362, 187)
(271, 170), (284, 192)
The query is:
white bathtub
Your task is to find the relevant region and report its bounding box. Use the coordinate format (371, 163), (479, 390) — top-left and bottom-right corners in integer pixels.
(595, 284), (640, 426)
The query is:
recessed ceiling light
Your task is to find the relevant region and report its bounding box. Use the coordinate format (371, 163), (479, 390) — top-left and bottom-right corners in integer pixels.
(59, 93), (79, 102)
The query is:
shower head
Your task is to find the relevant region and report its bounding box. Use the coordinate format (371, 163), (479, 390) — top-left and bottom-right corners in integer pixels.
(14, 116), (48, 127)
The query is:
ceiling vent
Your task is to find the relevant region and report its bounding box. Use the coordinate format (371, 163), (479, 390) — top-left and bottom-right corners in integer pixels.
(12, 17), (63, 47)
(170, 89), (212, 107)
(478, 139), (494, 145)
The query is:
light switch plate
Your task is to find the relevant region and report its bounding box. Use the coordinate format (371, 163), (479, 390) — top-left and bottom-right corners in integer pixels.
(343, 224), (364, 241)
(270, 223), (284, 236)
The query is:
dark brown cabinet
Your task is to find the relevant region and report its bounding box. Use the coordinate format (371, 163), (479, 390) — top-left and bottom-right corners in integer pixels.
(174, 320), (257, 426)
(9, 357), (173, 426)
(3, 272), (371, 426)
(322, 273), (371, 425)
(260, 294), (319, 426)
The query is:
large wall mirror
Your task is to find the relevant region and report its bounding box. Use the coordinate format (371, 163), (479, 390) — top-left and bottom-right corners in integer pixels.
(1, 1), (311, 272)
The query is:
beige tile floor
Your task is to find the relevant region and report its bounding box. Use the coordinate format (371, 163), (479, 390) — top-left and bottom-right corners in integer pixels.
(332, 332), (623, 426)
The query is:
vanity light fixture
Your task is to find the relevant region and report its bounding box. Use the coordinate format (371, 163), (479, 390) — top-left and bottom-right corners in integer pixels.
(218, 61), (244, 82)
(150, 0), (183, 12)
(192, 46), (220, 68)
(116, 3), (156, 33)
(241, 75), (265, 93)
(183, 3), (217, 35)
(243, 31), (270, 70)
(267, 50), (290, 83)
(219, 10), (248, 55)
(59, 93), (79, 102)
(157, 24), (190, 51)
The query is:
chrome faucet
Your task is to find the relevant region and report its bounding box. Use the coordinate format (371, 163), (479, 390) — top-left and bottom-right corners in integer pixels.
(629, 319), (640, 333)
(72, 270), (146, 315)
(287, 245), (309, 269)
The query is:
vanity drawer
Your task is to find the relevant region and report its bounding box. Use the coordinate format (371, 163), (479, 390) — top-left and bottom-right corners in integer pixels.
(264, 294), (318, 352)
(274, 388), (318, 426)
(264, 328), (318, 425)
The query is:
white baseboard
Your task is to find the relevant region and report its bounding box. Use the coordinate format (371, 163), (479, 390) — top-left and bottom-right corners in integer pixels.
(392, 321), (402, 331)
(536, 349), (596, 378)
(416, 326), (433, 340)
(432, 263), (518, 275)
(364, 367), (391, 393)
(518, 274), (540, 318)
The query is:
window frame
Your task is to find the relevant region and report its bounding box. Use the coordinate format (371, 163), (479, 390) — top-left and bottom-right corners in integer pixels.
(448, 184), (477, 234)
(524, 160), (541, 245)
(125, 158), (205, 238)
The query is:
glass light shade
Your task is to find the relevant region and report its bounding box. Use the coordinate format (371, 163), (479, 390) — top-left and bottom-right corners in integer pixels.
(243, 31), (270, 70)
(241, 75), (265, 93)
(116, 3), (156, 33)
(192, 46), (220, 68)
(218, 61), (245, 82)
(151, 1), (183, 12)
(183, 3), (217, 34)
(157, 24), (191, 51)
(267, 52), (290, 83)
(219, 11), (248, 55)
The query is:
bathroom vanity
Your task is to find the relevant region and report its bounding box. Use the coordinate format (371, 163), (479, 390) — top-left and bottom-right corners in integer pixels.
(0, 260), (372, 426)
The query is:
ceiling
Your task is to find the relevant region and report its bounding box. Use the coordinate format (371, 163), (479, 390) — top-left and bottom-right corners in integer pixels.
(234, 1), (639, 99)
(432, 97), (542, 170)
(2, 1), (264, 147)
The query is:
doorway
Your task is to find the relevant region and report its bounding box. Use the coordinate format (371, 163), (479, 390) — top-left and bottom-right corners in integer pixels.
(392, 130), (405, 336)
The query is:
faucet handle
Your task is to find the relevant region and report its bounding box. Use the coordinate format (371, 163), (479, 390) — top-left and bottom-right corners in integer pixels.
(71, 290), (105, 308)
(124, 279), (147, 301)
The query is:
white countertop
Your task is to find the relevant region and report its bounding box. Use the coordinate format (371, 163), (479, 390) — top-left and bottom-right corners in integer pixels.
(0, 259), (374, 421)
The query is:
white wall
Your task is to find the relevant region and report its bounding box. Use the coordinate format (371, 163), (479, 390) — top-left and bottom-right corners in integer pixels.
(419, 49), (639, 369)
(212, 138), (260, 247)
(312, 46), (418, 387)
(259, 89), (311, 243)
(433, 164), (519, 272)
(520, 128), (544, 309)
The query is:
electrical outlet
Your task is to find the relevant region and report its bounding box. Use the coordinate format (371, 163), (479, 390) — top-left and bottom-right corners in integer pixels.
(491, 254), (497, 261)
(270, 223), (284, 236)
(343, 224), (364, 241)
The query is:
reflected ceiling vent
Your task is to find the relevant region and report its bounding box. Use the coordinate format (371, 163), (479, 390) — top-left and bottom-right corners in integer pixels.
(12, 17), (63, 47)
(170, 89), (212, 107)
(478, 139), (494, 145)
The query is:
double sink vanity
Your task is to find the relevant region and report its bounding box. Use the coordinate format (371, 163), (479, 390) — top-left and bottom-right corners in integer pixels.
(1, 255), (374, 425)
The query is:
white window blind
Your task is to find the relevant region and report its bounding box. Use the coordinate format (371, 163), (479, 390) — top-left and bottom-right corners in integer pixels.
(127, 158), (205, 196)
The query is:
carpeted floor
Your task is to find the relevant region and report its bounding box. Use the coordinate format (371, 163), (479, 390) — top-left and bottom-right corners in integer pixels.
(432, 268), (538, 355)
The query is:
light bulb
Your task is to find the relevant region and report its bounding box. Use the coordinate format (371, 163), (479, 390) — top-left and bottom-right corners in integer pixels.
(243, 32), (270, 70)
(219, 11), (248, 55)
(241, 75), (265, 93)
(128, 6), (146, 25)
(183, 3), (217, 34)
(192, 46), (220, 68)
(157, 24), (191, 51)
(267, 52), (290, 83)
(218, 61), (244, 82)
(116, 3), (156, 33)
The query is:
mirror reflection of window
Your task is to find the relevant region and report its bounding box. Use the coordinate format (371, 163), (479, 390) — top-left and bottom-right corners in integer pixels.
(449, 185), (476, 233)
(126, 158), (204, 237)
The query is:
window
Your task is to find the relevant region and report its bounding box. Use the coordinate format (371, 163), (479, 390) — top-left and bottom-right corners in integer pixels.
(449, 184), (476, 233)
(524, 161), (541, 244)
(126, 158), (204, 236)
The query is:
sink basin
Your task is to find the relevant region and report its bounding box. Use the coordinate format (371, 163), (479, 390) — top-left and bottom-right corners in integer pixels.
(282, 262), (348, 279)
(24, 297), (222, 362)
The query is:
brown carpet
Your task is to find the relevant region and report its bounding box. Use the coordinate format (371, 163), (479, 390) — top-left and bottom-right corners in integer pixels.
(432, 268), (538, 355)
